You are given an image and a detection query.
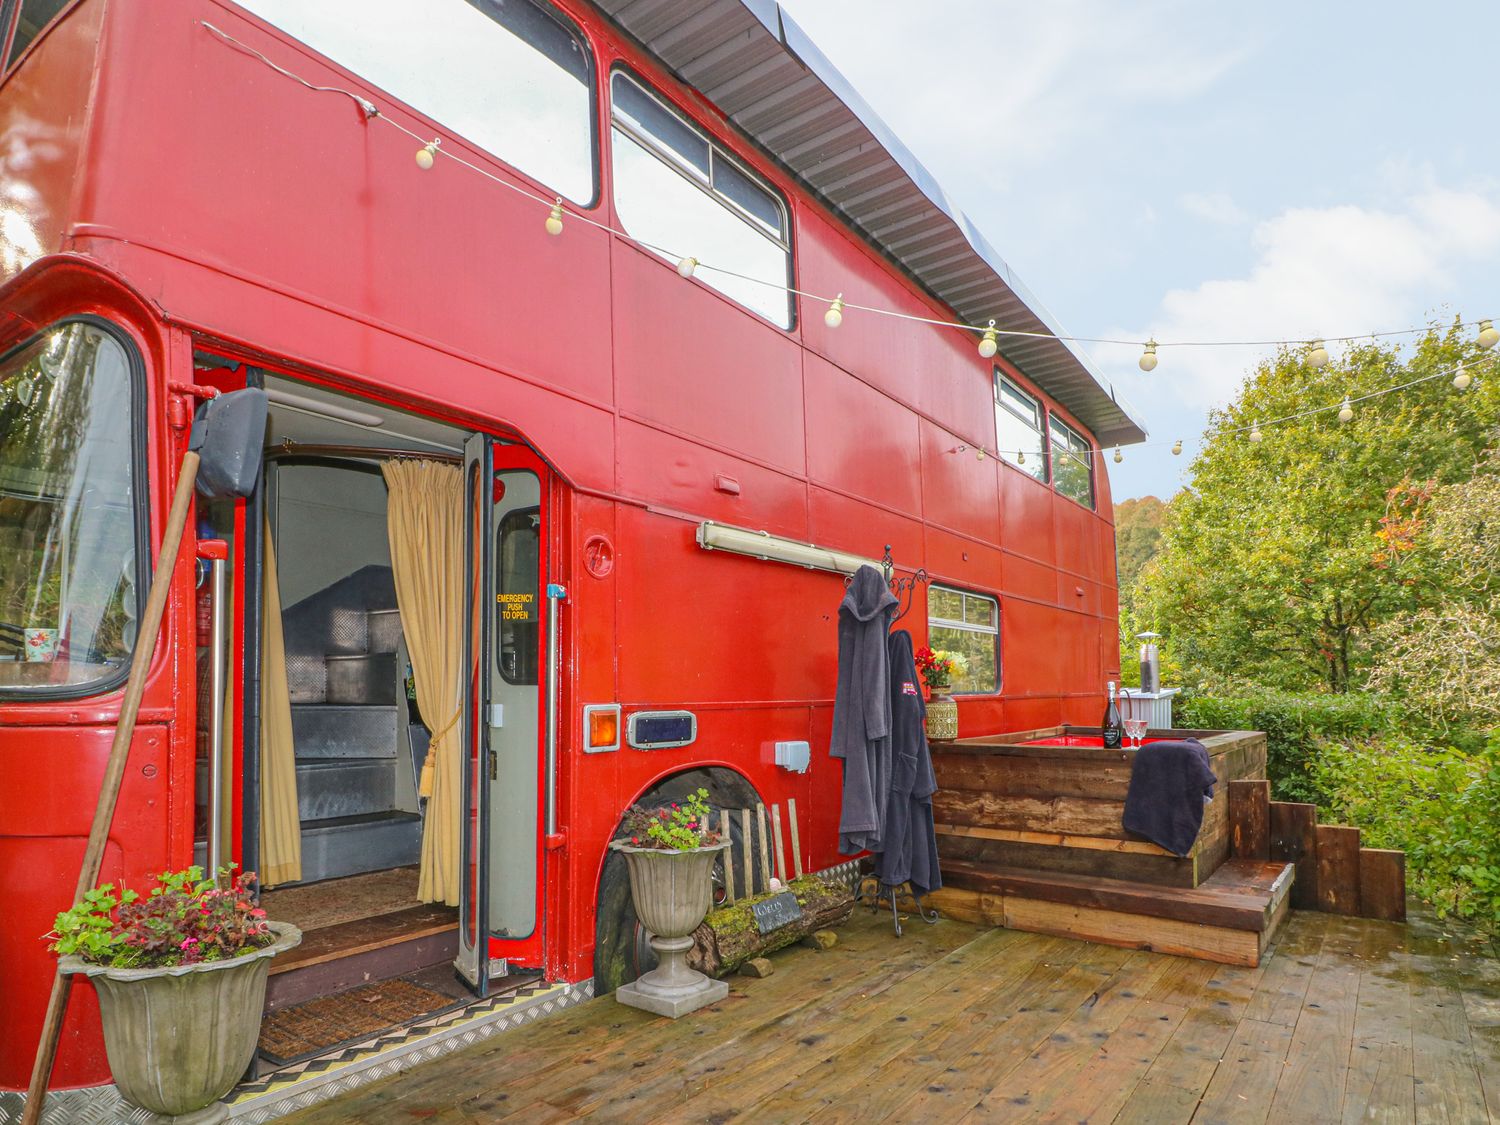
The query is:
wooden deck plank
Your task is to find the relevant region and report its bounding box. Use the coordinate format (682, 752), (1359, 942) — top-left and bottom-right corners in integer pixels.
(878, 948), (1137, 1122)
(1191, 1017), (1296, 1125)
(508, 921), (987, 1120)
(1266, 933), (1362, 1122)
(653, 931), (1087, 1124)
(281, 906), (1495, 1125)
(950, 952), (1173, 1120)
(1113, 1077), (1204, 1124)
(1243, 911), (1327, 1026)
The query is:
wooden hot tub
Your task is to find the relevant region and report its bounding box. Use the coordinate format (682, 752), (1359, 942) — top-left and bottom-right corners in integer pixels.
(932, 726), (1269, 889)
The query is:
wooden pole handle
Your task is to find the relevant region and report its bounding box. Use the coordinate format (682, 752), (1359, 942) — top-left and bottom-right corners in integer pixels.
(22, 452), (201, 1125)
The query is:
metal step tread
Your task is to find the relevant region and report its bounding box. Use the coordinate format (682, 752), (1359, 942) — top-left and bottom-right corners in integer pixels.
(302, 810), (422, 834)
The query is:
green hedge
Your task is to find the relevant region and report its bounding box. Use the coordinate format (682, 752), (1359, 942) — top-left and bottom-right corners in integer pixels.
(1312, 736), (1500, 931)
(1176, 690), (1399, 803)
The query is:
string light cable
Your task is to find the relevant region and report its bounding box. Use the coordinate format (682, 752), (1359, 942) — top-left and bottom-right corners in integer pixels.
(201, 22), (1497, 369)
(948, 355), (1490, 465)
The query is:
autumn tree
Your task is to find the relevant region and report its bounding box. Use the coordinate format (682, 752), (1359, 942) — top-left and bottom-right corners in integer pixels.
(1137, 325), (1499, 692)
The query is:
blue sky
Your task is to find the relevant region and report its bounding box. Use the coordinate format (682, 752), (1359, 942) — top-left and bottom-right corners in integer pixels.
(775, 0), (1498, 500)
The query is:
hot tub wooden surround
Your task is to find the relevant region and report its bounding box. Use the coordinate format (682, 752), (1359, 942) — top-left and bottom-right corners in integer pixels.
(928, 727), (1293, 966)
(933, 726), (1268, 888)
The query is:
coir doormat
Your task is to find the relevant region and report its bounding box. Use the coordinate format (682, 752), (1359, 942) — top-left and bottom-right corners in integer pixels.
(258, 978), (460, 1065)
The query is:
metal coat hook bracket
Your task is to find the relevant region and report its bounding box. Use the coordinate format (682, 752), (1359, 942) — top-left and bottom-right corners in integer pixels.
(844, 544), (929, 621)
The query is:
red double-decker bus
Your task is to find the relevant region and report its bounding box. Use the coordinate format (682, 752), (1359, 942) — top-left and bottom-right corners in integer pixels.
(0, 0), (1145, 1109)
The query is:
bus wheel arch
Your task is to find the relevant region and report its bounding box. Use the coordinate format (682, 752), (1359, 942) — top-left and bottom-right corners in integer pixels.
(591, 765), (764, 995)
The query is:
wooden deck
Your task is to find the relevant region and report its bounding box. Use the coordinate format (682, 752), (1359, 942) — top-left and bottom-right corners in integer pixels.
(283, 907), (1500, 1124)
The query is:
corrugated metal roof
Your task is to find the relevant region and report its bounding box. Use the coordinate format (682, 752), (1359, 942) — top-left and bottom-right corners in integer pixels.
(594, 0), (1148, 447)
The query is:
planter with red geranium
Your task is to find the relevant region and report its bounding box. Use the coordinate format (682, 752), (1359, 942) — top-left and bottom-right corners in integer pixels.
(49, 866), (300, 1125)
(915, 646), (968, 741)
(609, 788), (730, 1019)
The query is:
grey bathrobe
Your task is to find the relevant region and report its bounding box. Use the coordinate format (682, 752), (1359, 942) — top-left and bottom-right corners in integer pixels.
(831, 565), (899, 856)
(874, 629), (943, 895)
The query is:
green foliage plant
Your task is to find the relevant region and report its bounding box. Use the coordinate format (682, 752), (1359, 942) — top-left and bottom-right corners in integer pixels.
(1137, 326), (1499, 694)
(1177, 689), (1398, 803)
(618, 787), (722, 851)
(49, 866), (273, 968)
(1312, 735), (1500, 932)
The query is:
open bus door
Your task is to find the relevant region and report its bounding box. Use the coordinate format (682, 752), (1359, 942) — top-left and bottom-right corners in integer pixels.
(456, 435), (550, 991)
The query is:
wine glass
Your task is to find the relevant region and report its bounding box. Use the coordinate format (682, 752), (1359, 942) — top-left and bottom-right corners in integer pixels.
(1124, 717), (1147, 749)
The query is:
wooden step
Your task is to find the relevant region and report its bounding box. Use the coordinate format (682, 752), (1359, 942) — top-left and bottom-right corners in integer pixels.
(265, 903), (458, 1012)
(928, 858), (1295, 968)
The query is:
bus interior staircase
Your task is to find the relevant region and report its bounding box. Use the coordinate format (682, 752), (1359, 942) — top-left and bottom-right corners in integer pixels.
(282, 573), (427, 885)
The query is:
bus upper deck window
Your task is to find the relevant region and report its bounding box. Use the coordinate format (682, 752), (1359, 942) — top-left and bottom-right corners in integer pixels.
(0, 321), (145, 696)
(239, 0), (598, 206)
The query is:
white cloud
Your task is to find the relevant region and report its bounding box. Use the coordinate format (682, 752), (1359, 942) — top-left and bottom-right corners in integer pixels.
(1111, 185), (1500, 409)
(1180, 192), (1249, 226)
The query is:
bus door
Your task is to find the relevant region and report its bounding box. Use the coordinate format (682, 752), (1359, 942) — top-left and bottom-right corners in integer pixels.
(456, 435), (549, 989)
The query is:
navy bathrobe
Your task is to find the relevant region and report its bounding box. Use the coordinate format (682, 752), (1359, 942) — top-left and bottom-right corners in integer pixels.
(831, 565), (898, 856)
(875, 629), (943, 896)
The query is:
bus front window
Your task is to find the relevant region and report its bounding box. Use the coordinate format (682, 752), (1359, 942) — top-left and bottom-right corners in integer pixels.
(0, 321), (142, 694)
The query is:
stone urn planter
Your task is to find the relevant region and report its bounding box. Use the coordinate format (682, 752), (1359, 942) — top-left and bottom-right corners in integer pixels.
(925, 688), (959, 741)
(610, 840), (730, 1018)
(59, 921), (301, 1124)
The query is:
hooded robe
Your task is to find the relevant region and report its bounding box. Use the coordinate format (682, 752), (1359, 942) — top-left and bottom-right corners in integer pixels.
(875, 629), (943, 895)
(831, 564), (898, 855)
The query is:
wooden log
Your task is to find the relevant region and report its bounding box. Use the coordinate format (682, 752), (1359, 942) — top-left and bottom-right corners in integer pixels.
(1315, 825), (1362, 916)
(687, 877), (854, 978)
(1358, 848), (1406, 921)
(1269, 801), (1318, 910)
(771, 804), (787, 883)
(740, 957), (774, 979)
(800, 929), (837, 950)
(740, 808), (753, 898)
(788, 798), (804, 879)
(757, 805), (771, 889)
(1228, 780), (1271, 860)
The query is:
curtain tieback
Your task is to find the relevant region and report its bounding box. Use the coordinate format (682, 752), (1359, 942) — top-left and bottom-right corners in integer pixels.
(419, 705), (465, 799)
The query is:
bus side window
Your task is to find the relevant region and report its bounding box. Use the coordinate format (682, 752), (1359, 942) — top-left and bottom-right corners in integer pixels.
(237, 0), (598, 206)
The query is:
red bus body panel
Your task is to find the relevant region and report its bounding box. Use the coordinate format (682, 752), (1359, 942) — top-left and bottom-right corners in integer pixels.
(0, 0), (1121, 1090)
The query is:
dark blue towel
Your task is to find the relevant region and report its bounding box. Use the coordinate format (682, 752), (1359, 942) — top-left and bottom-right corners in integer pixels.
(1121, 739), (1217, 858)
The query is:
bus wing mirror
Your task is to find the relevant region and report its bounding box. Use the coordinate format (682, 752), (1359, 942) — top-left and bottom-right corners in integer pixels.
(190, 387), (268, 500)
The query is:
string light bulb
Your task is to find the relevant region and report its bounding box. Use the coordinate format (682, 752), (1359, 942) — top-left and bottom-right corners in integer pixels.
(676, 257), (697, 279)
(414, 139), (439, 170)
(824, 294), (844, 329)
(1337, 396), (1354, 423)
(1307, 339), (1329, 368)
(1453, 368), (1473, 391)
(1139, 340), (1159, 372)
(978, 320), (999, 359)
(1113, 446), (1123, 463)
(1249, 425), (1263, 443)
(1478, 319), (1498, 351)
(1171, 439), (1183, 456)
(1016, 450), (1026, 465)
(544, 197), (565, 236)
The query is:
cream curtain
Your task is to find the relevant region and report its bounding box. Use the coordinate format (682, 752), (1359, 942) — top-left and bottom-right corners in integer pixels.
(259, 517), (302, 887)
(382, 459), (466, 906)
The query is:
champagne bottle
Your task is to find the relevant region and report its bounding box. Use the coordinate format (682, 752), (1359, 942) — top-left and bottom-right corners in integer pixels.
(1101, 681), (1124, 749)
